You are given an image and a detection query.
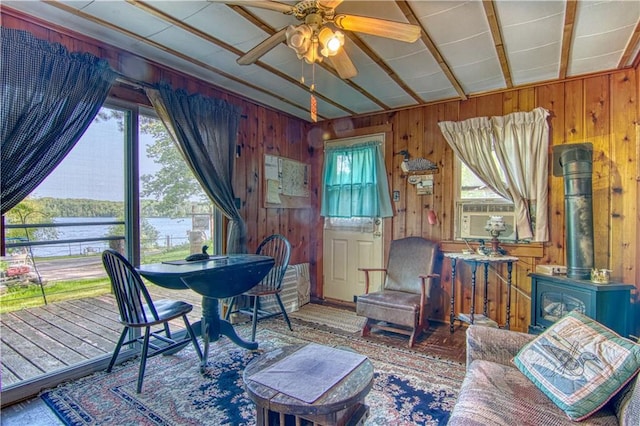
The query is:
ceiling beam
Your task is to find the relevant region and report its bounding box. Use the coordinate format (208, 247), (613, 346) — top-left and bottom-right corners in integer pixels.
(559, 0), (577, 79)
(395, 0), (467, 101)
(633, 49), (640, 70)
(482, 0), (513, 88)
(619, 19), (640, 69)
(344, 32), (422, 105)
(127, 0), (351, 116)
(45, 1), (321, 119)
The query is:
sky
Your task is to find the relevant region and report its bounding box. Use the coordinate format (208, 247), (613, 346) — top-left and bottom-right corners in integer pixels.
(32, 112), (161, 202)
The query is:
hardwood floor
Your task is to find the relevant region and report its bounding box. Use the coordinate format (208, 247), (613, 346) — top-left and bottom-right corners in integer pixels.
(320, 298), (467, 364)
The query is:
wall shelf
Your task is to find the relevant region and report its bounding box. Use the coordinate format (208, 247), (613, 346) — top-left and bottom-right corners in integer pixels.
(400, 168), (439, 177)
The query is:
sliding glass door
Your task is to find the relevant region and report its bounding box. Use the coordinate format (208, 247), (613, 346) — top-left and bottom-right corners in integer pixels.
(1, 100), (220, 404)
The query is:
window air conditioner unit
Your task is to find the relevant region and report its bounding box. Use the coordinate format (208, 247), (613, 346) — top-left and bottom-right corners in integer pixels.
(458, 203), (517, 241)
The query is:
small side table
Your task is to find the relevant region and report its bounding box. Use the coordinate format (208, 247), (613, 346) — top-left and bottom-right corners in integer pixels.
(243, 344), (373, 426)
(445, 253), (519, 332)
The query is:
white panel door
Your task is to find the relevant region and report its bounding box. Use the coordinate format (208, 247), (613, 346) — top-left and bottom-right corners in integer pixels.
(323, 221), (383, 302)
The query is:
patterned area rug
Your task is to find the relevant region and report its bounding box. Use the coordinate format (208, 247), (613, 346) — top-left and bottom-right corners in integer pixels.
(41, 317), (465, 425)
(289, 303), (367, 333)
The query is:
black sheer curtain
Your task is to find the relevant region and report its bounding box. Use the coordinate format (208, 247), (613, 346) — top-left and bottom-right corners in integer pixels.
(1, 28), (116, 214)
(147, 84), (247, 253)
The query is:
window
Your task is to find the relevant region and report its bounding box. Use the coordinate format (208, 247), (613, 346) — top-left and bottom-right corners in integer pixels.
(321, 139), (392, 218)
(2, 104), (129, 397)
(441, 108), (550, 242)
(459, 160), (508, 201)
(456, 158), (515, 241)
(324, 217), (376, 232)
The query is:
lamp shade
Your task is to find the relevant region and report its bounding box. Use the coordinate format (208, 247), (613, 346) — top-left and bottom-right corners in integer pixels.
(318, 27), (344, 57)
(285, 24), (313, 59)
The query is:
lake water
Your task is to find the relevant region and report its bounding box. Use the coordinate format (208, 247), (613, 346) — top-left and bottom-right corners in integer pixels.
(24, 217), (200, 257)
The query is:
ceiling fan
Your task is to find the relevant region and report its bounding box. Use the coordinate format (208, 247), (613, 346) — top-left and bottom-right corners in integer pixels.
(211, 0), (421, 79)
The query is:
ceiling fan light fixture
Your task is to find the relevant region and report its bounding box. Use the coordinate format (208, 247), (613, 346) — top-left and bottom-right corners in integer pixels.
(286, 24), (313, 58)
(229, 0), (421, 81)
(302, 43), (321, 64)
(318, 27), (344, 57)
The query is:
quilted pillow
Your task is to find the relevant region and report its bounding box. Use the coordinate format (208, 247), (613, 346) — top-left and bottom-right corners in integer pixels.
(513, 311), (640, 421)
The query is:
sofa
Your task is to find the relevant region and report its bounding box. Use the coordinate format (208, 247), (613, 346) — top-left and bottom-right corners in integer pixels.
(448, 324), (640, 425)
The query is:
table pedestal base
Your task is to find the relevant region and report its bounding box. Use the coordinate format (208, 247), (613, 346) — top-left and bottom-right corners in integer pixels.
(199, 296), (258, 371)
(137, 254), (275, 372)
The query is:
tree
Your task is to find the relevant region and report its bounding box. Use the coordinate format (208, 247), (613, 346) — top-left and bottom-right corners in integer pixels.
(4, 197), (57, 252)
(95, 110), (211, 216)
(107, 215), (160, 250)
(139, 117), (210, 217)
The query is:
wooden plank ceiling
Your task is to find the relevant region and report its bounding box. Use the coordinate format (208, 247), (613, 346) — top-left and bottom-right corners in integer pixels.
(4, 0), (640, 122)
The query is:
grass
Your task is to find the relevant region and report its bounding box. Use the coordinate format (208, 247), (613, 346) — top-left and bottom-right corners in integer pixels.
(141, 248), (190, 264)
(0, 247), (193, 314)
(0, 278), (112, 314)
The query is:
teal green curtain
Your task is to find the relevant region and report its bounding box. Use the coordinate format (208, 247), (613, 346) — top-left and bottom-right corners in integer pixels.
(321, 141), (393, 218)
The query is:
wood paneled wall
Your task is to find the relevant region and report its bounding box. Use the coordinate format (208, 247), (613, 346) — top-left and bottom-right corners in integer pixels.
(5, 9), (639, 335)
(311, 70), (639, 334)
(2, 9), (313, 266)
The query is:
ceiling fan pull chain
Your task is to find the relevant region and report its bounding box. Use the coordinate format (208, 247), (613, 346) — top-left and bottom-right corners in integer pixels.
(310, 61), (317, 122)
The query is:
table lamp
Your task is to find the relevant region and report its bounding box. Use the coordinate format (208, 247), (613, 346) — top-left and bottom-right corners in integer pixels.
(485, 216), (506, 256)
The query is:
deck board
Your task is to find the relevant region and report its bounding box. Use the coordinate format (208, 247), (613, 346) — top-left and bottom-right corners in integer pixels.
(1, 292), (468, 391)
(1, 287), (206, 388)
(0, 338), (44, 379)
(5, 312), (87, 365)
(40, 302), (122, 343)
(58, 299), (122, 333)
(1, 318), (68, 372)
(26, 306), (117, 351)
(12, 310), (104, 359)
(68, 298), (121, 322)
(1, 362), (20, 384)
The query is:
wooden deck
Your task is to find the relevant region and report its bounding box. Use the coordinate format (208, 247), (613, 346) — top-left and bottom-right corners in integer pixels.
(0, 285), (205, 388)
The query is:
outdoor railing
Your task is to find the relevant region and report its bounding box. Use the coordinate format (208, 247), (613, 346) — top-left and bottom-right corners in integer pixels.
(2, 221), (125, 311)
(1, 220), (196, 313)
(4, 220), (125, 256)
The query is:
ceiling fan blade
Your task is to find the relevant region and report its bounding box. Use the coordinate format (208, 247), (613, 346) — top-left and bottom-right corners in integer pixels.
(328, 49), (357, 79)
(208, 0), (294, 14)
(334, 14), (421, 43)
(318, 0), (343, 10)
(237, 27), (287, 65)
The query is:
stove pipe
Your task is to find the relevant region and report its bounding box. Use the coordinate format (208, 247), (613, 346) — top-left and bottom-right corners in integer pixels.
(558, 143), (594, 279)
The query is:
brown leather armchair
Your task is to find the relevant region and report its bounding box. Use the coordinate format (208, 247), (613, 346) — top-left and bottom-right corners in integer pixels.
(355, 237), (441, 347)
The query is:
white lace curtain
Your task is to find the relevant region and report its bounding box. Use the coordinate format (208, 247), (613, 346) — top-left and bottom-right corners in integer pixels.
(438, 107), (550, 242)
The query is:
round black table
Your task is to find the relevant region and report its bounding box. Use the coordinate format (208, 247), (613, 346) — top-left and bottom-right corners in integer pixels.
(138, 254), (275, 371)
